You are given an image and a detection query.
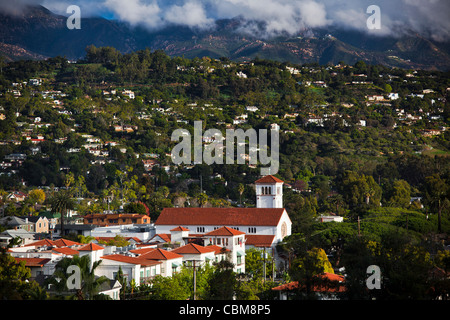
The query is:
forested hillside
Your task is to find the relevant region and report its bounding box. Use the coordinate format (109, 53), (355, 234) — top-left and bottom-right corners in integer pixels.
(0, 47), (449, 299)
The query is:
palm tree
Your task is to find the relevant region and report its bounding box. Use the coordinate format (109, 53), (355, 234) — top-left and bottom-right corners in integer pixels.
(48, 255), (109, 300)
(364, 187), (375, 205)
(237, 183), (244, 205)
(197, 193), (208, 208)
(50, 189), (75, 238)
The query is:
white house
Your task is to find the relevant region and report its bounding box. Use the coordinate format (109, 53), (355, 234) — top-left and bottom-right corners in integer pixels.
(172, 243), (228, 267)
(78, 242), (105, 271)
(203, 226), (246, 273)
(98, 254), (162, 286)
(134, 248), (183, 277)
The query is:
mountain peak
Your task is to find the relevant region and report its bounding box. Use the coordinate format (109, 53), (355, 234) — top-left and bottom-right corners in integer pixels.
(0, 5), (449, 70)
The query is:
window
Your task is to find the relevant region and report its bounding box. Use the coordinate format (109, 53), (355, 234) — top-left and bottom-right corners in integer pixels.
(197, 227), (205, 233)
(248, 227), (256, 233)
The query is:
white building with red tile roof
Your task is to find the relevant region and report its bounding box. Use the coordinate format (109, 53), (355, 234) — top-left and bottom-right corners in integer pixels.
(99, 254), (162, 286)
(255, 175), (284, 208)
(137, 248), (184, 277)
(154, 176), (292, 268)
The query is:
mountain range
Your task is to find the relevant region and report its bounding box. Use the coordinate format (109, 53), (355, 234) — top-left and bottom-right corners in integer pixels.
(1, 5), (450, 70)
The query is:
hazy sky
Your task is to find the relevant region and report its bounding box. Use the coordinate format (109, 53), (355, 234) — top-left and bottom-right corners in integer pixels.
(2, 0), (450, 40)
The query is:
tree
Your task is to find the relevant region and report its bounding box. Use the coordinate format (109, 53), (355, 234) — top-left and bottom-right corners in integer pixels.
(289, 247), (335, 299)
(385, 179), (411, 208)
(0, 247), (42, 300)
(237, 183), (244, 205)
(338, 171), (382, 211)
(423, 174), (449, 233)
(149, 275), (190, 300)
(49, 189), (75, 237)
(197, 192), (208, 208)
(245, 248), (273, 280)
(28, 189), (45, 207)
(205, 259), (236, 300)
(47, 255), (109, 300)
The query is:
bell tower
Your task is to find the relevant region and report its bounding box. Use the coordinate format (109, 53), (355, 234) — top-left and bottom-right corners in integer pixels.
(255, 175), (284, 208)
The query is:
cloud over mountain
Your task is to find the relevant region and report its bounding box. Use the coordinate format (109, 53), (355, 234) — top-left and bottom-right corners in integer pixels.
(2, 0), (449, 40)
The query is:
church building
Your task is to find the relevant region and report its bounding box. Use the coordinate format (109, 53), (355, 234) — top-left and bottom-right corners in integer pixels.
(154, 175), (292, 269)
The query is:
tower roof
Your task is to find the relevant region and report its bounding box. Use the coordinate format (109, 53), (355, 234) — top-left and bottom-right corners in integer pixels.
(255, 175), (284, 184)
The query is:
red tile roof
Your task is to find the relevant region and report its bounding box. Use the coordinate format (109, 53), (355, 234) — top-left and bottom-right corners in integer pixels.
(272, 273), (346, 293)
(101, 254), (162, 267)
(204, 226), (245, 236)
(255, 175), (284, 184)
(52, 247), (80, 255)
(24, 239), (55, 247)
(15, 257), (51, 267)
(207, 245), (230, 254)
(170, 226), (190, 232)
(245, 235), (275, 247)
(150, 234), (171, 242)
(130, 247), (157, 255)
(25, 238), (82, 248)
(53, 238), (82, 247)
(172, 243), (217, 255)
(139, 248), (182, 260)
(78, 243), (104, 251)
(155, 208), (286, 227)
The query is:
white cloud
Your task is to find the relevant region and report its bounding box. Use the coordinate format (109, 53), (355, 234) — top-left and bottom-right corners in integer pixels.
(103, 0), (162, 29)
(2, 0), (449, 40)
(163, 1), (214, 29)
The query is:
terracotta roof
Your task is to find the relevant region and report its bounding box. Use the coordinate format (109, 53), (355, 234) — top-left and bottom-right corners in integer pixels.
(170, 226), (190, 232)
(207, 245), (230, 254)
(155, 208), (286, 227)
(53, 238), (82, 247)
(24, 239), (55, 247)
(150, 234), (171, 242)
(101, 254), (162, 267)
(172, 243), (217, 255)
(78, 243), (104, 251)
(130, 247), (157, 255)
(204, 226), (245, 236)
(140, 248), (182, 260)
(255, 175), (284, 184)
(15, 257), (51, 267)
(52, 247), (80, 255)
(272, 273), (346, 293)
(245, 235), (275, 247)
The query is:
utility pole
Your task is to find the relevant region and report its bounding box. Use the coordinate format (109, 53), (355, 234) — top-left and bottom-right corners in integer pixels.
(186, 260), (201, 300)
(193, 260), (197, 300)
